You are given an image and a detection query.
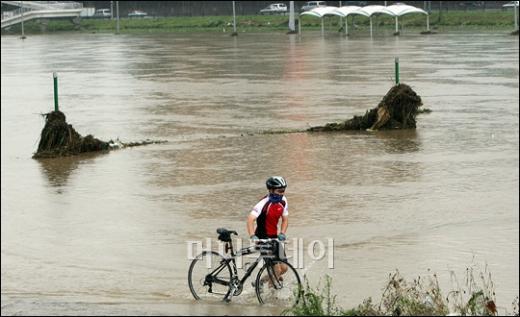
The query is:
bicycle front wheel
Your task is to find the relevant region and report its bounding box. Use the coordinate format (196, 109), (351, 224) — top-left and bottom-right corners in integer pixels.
(255, 259), (302, 306)
(188, 251), (232, 301)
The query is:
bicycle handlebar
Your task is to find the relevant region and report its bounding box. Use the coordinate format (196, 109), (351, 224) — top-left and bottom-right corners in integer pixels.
(256, 238), (284, 243)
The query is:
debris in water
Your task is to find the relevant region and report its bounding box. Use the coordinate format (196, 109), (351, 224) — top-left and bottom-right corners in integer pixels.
(307, 83), (425, 132)
(107, 138), (168, 149)
(33, 110), (166, 159)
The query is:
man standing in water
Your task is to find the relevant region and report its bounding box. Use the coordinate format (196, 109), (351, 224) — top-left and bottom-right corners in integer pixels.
(247, 176), (289, 286)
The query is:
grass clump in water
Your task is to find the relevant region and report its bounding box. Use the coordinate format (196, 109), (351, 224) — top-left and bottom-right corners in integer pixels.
(284, 267), (517, 316)
(282, 276), (343, 316)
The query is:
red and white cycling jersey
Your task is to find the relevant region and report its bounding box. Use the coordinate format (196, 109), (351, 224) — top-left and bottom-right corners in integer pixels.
(250, 195), (288, 238)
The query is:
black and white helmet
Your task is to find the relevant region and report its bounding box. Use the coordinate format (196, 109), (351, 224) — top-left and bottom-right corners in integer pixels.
(266, 176), (287, 190)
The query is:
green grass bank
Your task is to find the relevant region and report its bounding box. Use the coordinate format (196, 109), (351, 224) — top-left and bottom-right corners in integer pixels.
(2, 9), (518, 35)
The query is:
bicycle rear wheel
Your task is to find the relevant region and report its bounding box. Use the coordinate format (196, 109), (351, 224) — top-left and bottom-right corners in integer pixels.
(188, 251), (232, 301)
(255, 259), (302, 306)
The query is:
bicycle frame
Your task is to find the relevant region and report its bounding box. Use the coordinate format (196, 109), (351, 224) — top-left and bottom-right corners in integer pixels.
(205, 240), (278, 291)
(229, 244), (262, 286)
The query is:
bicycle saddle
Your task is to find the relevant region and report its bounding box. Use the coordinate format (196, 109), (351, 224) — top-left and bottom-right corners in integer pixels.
(216, 228), (237, 242)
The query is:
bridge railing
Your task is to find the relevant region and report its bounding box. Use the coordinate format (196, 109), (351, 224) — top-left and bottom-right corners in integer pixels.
(1, 1), (82, 11)
(1, 2), (83, 23)
(39, 2), (83, 10)
(1, 7), (31, 21)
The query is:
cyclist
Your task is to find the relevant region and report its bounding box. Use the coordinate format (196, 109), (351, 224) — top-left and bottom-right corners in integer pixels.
(247, 176), (289, 287)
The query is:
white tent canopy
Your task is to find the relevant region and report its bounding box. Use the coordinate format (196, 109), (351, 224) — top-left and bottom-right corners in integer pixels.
(387, 3), (428, 34)
(386, 4), (428, 16)
(300, 6), (340, 18)
(299, 6), (340, 35)
(334, 5), (369, 35)
(335, 6), (367, 18)
(357, 5), (394, 17)
(299, 3), (430, 36)
(300, 4), (427, 18)
(356, 5), (395, 37)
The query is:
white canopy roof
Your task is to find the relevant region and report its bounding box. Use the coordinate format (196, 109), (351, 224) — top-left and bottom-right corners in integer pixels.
(357, 5), (394, 17)
(335, 6), (369, 18)
(301, 3), (428, 19)
(300, 6), (340, 18)
(386, 3), (428, 16)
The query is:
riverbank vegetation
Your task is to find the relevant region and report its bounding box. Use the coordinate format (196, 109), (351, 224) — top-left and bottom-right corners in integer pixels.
(2, 9), (517, 35)
(284, 267), (519, 316)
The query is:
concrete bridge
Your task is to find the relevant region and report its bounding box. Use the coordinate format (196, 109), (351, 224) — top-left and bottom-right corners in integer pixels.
(1, 1), (83, 29)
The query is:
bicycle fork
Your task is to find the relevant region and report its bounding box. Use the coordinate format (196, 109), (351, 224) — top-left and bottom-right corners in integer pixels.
(224, 277), (240, 302)
(266, 264), (283, 289)
(223, 258), (261, 302)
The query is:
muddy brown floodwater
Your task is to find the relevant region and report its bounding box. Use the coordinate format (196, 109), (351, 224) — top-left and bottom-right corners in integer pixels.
(1, 30), (518, 315)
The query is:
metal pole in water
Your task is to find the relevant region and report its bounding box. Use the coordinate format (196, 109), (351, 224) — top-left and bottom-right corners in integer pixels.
(395, 57), (400, 85)
(289, 1), (295, 32)
(339, 0), (343, 32)
(515, 2), (518, 31)
(53, 72), (59, 112)
(21, 1), (26, 39)
(232, 1), (237, 35)
(116, 1), (120, 34)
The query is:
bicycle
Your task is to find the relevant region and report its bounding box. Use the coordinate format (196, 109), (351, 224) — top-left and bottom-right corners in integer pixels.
(188, 228), (302, 306)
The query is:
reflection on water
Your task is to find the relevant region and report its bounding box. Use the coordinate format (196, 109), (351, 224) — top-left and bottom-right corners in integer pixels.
(36, 153), (106, 190)
(374, 129), (421, 154)
(1, 31), (518, 315)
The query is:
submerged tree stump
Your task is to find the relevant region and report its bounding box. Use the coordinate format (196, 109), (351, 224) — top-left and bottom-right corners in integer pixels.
(33, 110), (167, 159)
(33, 111), (110, 159)
(307, 83), (423, 132)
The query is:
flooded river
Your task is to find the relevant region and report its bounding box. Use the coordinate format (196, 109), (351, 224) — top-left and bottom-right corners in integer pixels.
(1, 30), (518, 315)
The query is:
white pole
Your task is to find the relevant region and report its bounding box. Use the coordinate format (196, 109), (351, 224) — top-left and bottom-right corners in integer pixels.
(298, 15), (302, 34)
(426, 14), (430, 31)
(116, 1), (119, 34)
(289, 1), (295, 32)
(339, 1), (342, 30)
(321, 17), (324, 35)
(395, 16), (398, 33)
(232, 1), (237, 34)
(515, 2), (518, 30)
(21, 1), (25, 39)
(345, 16), (348, 36)
(370, 17), (372, 37)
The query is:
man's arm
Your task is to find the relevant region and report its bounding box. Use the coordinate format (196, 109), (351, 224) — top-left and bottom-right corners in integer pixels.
(280, 215), (288, 235)
(247, 214), (257, 237)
